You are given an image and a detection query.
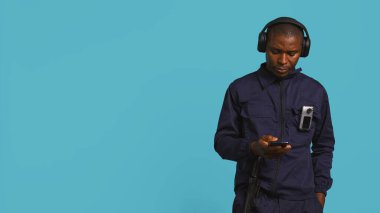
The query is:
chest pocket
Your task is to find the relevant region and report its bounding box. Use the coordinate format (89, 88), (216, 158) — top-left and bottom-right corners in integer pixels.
(287, 103), (322, 147)
(240, 102), (278, 137)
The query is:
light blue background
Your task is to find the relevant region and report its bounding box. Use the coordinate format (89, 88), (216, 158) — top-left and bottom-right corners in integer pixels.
(0, 0), (377, 212)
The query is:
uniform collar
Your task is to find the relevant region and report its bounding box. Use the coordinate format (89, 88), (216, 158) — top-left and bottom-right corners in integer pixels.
(257, 63), (302, 89)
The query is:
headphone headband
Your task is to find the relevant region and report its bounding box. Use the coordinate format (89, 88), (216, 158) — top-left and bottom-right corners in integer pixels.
(257, 17), (311, 57)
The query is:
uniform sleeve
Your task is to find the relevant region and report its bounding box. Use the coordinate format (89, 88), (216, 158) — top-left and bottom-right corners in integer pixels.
(312, 88), (335, 195)
(214, 84), (254, 162)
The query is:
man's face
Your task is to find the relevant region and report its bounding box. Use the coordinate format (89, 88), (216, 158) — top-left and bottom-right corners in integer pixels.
(265, 34), (302, 78)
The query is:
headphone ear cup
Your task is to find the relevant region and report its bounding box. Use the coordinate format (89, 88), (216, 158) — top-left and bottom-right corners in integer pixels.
(257, 32), (267, 53)
(301, 37), (310, 57)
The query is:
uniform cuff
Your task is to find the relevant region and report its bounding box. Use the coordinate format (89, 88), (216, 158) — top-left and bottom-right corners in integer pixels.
(314, 179), (333, 196)
(241, 140), (256, 160)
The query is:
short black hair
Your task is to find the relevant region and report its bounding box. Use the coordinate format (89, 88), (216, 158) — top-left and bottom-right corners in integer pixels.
(267, 23), (304, 44)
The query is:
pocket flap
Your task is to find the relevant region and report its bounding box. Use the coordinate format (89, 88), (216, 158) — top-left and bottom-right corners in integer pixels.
(291, 104), (321, 119)
(241, 103), (275, 119)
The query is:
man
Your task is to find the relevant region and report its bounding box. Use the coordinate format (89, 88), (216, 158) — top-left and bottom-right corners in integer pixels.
(214, 17), (335, 213)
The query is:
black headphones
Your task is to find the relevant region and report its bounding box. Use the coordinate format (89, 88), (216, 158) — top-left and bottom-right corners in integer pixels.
(257, 17), (311, 57)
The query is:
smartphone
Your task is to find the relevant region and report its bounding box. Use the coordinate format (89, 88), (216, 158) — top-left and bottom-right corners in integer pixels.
(268, 141), (289, 146)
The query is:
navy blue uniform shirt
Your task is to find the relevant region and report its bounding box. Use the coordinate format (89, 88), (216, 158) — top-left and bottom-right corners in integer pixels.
(214, 63), (335, 207)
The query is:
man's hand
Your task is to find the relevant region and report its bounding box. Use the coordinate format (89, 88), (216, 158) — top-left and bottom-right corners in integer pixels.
(315, 192), (325, 208)
(250, 135), (291, 158)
